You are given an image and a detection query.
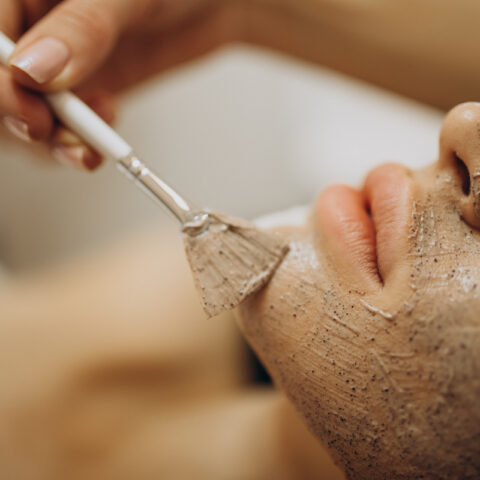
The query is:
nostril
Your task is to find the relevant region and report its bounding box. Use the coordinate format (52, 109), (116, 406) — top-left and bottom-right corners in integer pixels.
(454, 153), (471, 196)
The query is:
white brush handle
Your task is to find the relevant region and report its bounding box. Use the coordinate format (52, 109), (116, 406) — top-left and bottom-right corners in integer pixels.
(0, 31), (131, 159)
(0, 31), (203, 226)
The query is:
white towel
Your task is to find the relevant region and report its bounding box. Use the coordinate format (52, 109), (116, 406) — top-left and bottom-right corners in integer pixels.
(254, 205), (311, 229)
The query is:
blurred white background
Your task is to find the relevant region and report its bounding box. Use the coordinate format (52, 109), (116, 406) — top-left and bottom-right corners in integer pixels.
(0, 46), (443, 273)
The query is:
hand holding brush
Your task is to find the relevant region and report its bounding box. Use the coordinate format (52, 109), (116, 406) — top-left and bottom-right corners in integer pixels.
(0, 31), (289, 317)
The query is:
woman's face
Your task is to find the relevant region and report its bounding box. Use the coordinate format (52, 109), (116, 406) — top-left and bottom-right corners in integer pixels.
(238, 103), (480, 479)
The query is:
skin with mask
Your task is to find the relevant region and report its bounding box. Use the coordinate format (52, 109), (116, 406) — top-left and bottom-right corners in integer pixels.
(238, 103), (480, 479)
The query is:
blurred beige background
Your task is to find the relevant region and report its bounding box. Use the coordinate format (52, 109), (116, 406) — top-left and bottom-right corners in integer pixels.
(0, 45), (443, 274)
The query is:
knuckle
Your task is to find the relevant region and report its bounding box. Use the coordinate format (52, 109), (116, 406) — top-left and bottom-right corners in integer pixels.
(57, 2), (116, 47)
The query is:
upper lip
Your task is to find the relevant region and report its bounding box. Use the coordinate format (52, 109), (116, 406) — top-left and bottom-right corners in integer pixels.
(316, 163), (412, 288)
(363, 163), (412, 282)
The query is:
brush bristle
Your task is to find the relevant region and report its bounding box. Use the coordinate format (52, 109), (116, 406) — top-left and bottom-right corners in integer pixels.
(183, 212), (289, 317)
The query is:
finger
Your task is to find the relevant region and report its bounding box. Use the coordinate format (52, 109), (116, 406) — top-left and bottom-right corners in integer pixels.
(0, 0), (24, 39)
(0, 67), (54, 142)
(50, 127), (103, 171)
(18, 0), (59, 29)
(76, 88), (117, 125)
(49, 89), (116, 171)
(8, 0), (155, 92)
(81, 5), (238, 94)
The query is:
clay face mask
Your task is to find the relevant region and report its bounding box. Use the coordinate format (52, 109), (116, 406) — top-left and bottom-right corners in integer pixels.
(237, 103), (480, 479)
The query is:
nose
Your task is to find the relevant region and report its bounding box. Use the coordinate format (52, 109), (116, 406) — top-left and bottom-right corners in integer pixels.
(439, 102), (480, 228)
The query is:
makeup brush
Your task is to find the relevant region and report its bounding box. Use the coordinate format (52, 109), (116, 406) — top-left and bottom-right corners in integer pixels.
(0, 32), (289, 317)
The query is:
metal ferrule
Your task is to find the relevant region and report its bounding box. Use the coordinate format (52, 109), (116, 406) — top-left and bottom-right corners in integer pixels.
(117, 153), (204, 227)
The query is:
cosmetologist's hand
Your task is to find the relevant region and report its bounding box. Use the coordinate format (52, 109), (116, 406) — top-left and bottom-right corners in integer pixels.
(0, 0), (236, 170)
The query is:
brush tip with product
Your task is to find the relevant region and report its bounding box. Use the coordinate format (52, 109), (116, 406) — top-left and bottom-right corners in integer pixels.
(183, 211), (289, 318)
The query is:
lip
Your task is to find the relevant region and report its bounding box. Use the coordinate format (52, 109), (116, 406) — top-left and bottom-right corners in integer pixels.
(315, 163), (413, 289)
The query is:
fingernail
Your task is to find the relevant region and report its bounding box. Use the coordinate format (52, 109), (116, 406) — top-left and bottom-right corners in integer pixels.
(52, 145), (86, 170)
(2, 115), (32, 142)
(10, 37), (70, 84)
(52, 144), (102, 171)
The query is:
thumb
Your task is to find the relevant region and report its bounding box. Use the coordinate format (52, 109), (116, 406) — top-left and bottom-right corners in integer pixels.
(8, 0), (153, 91)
